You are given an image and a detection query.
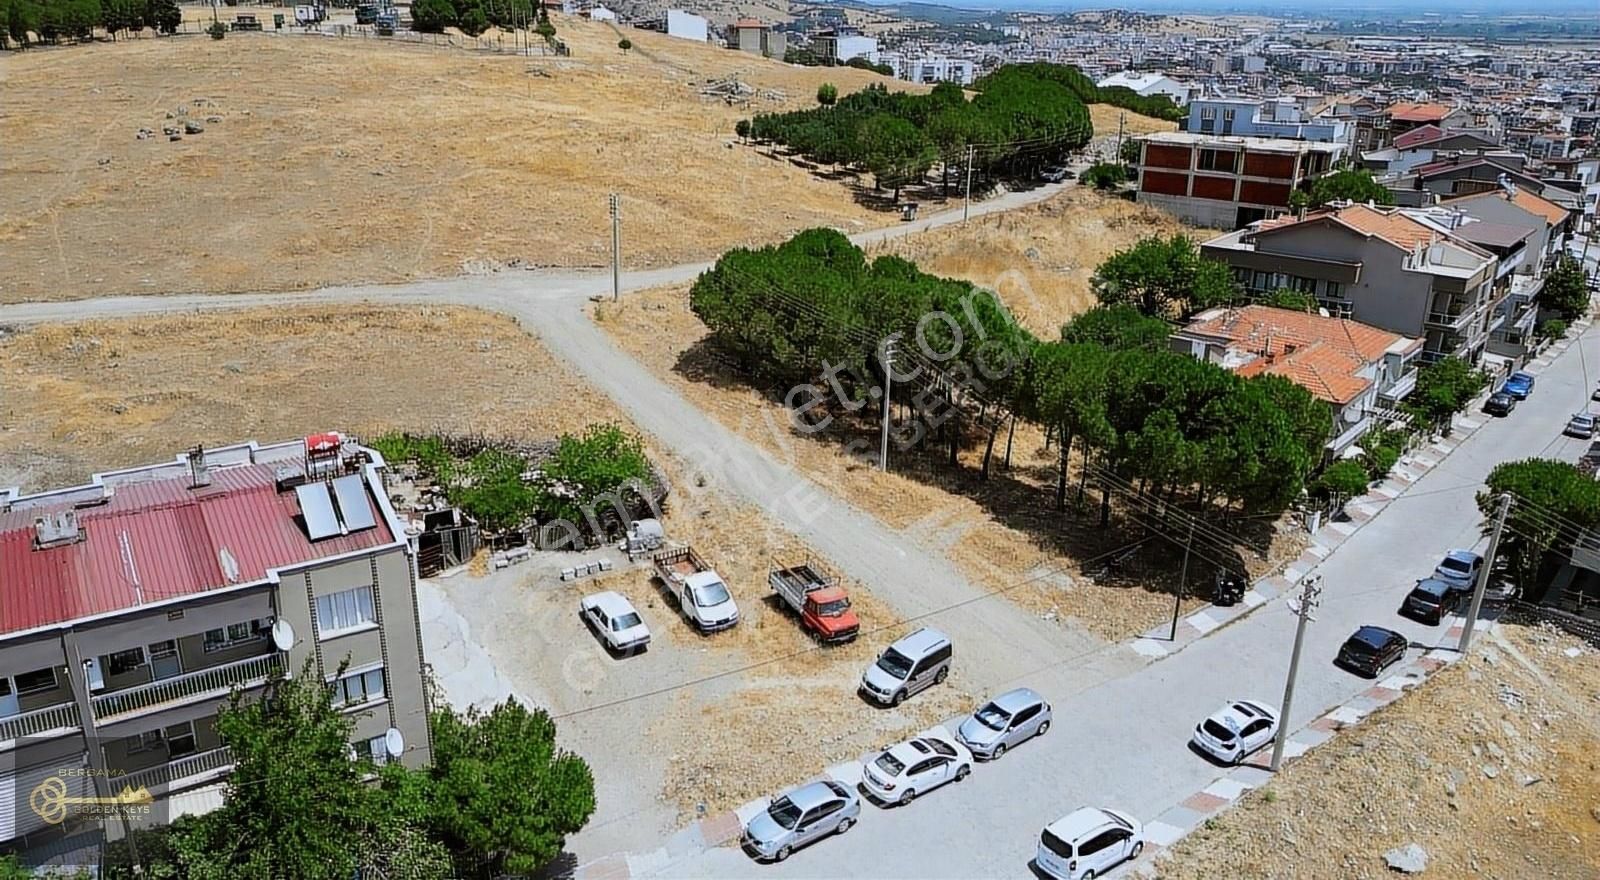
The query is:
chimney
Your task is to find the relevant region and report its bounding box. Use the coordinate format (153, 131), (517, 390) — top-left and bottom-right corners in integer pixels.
(188, 444), (212, 488)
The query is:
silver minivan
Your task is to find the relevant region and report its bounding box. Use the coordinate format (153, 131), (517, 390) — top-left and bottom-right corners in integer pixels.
(860, 627), (952, 706)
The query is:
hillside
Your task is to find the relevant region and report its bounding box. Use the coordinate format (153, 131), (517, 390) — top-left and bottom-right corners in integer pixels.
(0, 18), (917, 303)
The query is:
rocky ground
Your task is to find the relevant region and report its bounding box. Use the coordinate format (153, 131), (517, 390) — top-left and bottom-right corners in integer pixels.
(1155, 622), (1600, 880)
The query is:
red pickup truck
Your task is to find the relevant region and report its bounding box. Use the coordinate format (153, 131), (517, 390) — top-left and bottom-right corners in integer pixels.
(769, 560), (858, 643)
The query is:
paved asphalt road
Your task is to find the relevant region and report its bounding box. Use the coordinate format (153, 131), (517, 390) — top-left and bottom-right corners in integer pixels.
(660, 324), (1600, 879)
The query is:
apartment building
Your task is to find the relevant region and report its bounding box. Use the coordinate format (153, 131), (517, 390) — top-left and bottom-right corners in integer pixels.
(1201, 202), (1500, 363)
(1135, 131), (1346, 228)
(1173, 305), (1422, 458)
(0, 435), (430, 853)
(1185, 97), (1349, 143)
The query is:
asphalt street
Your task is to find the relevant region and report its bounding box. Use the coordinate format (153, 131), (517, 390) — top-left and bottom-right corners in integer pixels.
(664, 322), (1600, 879)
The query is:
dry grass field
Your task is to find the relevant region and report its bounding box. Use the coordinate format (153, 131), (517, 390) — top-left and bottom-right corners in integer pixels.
(866, 186), (1215, 336)
(0, 18), (915, 303)
(0, 305), (635, 490)
(1156, 624), (1600, 880)
(1089, 103), (1179, 138)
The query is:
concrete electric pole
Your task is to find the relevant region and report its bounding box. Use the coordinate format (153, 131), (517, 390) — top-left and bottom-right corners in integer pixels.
(1270, 571), (1323, 772)
(1168, 517), (1197, 641)
(1459, 492), (1511, 654)
(962, 144), (976, 224)
(878, 339), (896, 472)
(608, 193), (621, 303)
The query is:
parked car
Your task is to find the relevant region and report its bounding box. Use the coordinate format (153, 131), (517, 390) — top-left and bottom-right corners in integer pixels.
(1189, 700), (1279, 764)
(1042, 166), (1075, 182)
(1432, 549), (1484, 591)
(1335, 625), (1409, 678)
(1590, 384), (1600, 402)
(955, 687), (1052, 760)
(1036, 807), (1145, 880)
(1399, 577), (1463, 625)
(860, 627), (952, 706)
(652, 546), (739, 633)
(859, 733), (972, 805)
(1566, 412), (1598, 439)
(741, 780), (859, 862)
(1501, 371), (1535, 399)
(579, 591), (650, 653)
(1483, 392), (1517, 417)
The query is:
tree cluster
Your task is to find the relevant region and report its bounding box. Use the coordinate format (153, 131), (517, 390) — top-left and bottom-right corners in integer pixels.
(988, 62), (1184, 122)
(1481, 458), (1600, 598)
(1080, 161), (1128, 190)
(740, 64), (1094, 195)
(690, 229), (1329, 518)
(371, 425), (652, 537)
(1293, 168), (1395, 211)
(1, 0), (179, 46)
(105, 665), (594, 880)
(410, 0), (547, 37)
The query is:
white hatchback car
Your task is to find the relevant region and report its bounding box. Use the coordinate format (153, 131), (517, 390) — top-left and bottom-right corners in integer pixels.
(1036, 807), (1144, 880)
(1189, 699), (1278, 764)
(859, 733), (972, 805)
(579, 591), (651, 653)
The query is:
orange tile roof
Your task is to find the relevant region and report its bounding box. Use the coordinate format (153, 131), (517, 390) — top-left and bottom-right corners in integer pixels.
(1256, 203), (1438, 252)
(1332, 203), (1439, 250)
(1388, 102), (1455, 123)
(1445, 187), (1571, 228)
(1185, 305), (1418, 405)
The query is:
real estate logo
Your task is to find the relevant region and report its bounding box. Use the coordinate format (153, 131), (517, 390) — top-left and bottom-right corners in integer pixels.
(29, 774), (154, 826)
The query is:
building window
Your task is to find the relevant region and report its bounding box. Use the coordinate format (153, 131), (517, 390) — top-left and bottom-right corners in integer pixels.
(1323, 280), (1344, 299)
(204, 619), (271, 653)
(1197, 149), (1237, 173)
(124, 730), (163, 754)
(315, 586), (376, 636)
(1250, 270), (1272, 291)
(1201, 107), (1217, 121)
(331, 668), (386, 709)
(1290, 275), (1316, 293)
(166, 721), (197, 759)
(353, 734), (391, 767)
(107, 648), (146, 677)
(13, 668), (57, 696)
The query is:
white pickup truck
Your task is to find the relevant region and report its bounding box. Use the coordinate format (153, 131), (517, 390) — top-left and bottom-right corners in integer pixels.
(652, 546), (739, 633)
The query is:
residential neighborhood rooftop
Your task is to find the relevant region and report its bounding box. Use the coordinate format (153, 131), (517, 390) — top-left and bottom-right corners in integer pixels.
(1138, 130), (1346, 153)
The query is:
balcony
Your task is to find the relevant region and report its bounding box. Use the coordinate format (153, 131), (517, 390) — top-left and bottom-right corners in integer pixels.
(1425, 309), (1475, 331)
(92, 653), (283, 724)
(1380, 369), (1418, 401)
(0, 702), (82, 746)
(1327, 414), (1374, 456)
(116, 747), (235, 798)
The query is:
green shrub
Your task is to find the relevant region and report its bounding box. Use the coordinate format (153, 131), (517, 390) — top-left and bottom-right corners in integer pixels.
(1536, 318), (1568, 341)
(1081, 162), (1128, 190)
(1362, 444), (1400, 480)
(1313, 459), (1370, 501)
(207, 20), (226, 39)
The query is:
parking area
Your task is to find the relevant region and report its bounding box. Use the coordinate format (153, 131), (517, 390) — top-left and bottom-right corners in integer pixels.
(416, 459), (1000, 862)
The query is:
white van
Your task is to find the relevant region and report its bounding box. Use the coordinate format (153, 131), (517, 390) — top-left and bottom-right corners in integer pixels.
(1036, 807), (1144, 879)
(859, 627), (951, 706)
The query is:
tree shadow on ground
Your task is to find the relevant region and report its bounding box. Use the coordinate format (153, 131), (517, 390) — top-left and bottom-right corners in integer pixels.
(670, 336), (1287, 610)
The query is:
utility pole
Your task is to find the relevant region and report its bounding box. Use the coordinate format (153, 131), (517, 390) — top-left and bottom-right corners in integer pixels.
(609, 193), (621, 303)
(878, 339), (896, 471)
(1168, 517), (1196, 641)
(1459, 492), (1511, 654)
(1114, 111), (1126, 164)
(962, 144), (976, 224)
(1270, 572), (1322, 772)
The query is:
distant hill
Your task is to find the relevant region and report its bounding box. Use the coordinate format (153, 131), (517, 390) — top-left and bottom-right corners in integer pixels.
(601, 0), (796, 27)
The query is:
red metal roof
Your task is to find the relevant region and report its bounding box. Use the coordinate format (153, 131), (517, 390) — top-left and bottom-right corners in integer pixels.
(0, 464), (394, 638)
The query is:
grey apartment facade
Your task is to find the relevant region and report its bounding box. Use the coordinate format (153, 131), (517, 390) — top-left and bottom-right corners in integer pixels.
(0, 435), (430, 856)
(1201, 203), (1501, 364)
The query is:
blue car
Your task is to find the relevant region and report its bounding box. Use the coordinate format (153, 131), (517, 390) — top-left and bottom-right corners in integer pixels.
(1502, 371), (1535, 399)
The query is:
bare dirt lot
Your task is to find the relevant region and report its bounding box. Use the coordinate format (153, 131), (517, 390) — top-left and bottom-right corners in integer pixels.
(0, 19), (910, 303)
(589, 186), (1294, 641)
(1155, 623), (1600, 880)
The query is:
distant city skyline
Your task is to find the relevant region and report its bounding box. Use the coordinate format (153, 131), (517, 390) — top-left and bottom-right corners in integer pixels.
(825, 0), (1600, 18)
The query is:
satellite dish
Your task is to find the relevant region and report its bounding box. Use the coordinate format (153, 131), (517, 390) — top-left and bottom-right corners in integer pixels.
(271, 619), (296, 652)
(383, 727), (405, 759)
